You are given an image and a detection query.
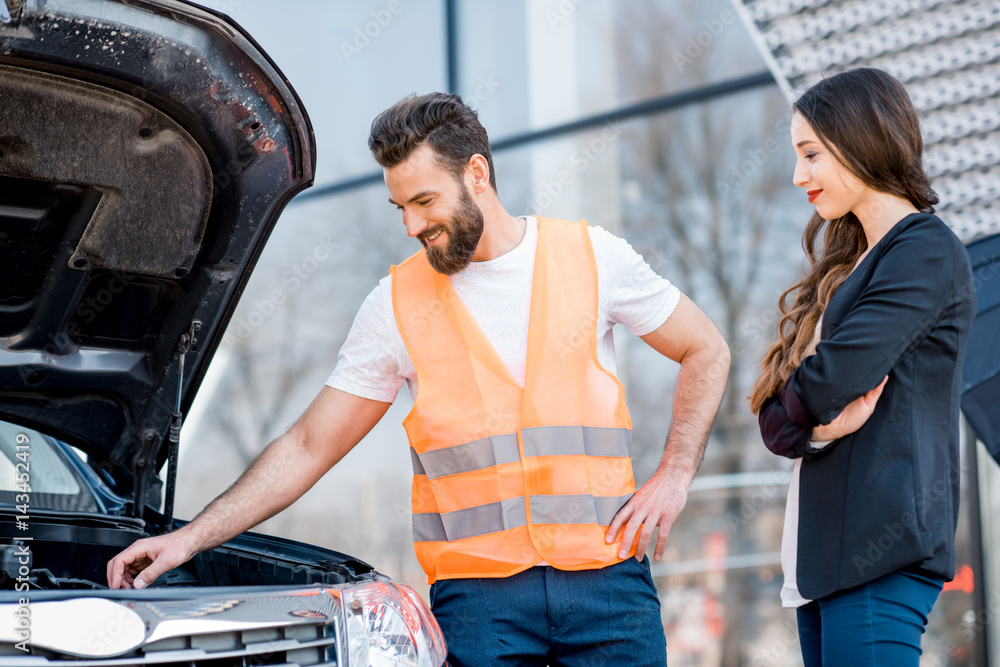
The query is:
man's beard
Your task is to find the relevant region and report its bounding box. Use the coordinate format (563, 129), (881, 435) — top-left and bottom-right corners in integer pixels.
(420, 185), (484, 276)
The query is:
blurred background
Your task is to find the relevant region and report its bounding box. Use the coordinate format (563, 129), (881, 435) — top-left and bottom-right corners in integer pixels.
(171, 1), (999, 664)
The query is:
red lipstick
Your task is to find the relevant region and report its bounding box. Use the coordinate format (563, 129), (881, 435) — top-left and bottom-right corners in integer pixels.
(807, 189), (822, 203)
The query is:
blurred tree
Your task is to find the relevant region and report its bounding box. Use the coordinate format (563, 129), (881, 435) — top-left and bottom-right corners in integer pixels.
(616, 0), (804, 663)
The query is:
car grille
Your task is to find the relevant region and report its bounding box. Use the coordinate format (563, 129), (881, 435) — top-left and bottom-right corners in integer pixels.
(0, 620), (341, 666)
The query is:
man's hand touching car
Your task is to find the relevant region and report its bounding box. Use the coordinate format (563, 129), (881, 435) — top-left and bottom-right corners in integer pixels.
(107, 529), (199, 589)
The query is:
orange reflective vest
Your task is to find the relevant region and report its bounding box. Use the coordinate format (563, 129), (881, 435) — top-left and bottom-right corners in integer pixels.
(391, 217), (636, 583)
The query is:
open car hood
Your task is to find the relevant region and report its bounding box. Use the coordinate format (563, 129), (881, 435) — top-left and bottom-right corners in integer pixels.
(0, 0), (316, 505)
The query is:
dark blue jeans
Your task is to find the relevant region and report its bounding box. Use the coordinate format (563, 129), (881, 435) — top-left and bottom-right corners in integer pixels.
(797, 568), (944, 666)
(430, 556), (667, 666)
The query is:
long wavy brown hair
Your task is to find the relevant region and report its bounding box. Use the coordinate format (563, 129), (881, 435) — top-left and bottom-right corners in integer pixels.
(749, 68), (938, 414)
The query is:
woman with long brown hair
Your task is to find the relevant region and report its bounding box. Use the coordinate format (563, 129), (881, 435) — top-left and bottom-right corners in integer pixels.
(751, 67), (975, 664)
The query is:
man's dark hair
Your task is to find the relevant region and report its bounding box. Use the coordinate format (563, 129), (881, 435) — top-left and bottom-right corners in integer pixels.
(368, 92), (497, 191)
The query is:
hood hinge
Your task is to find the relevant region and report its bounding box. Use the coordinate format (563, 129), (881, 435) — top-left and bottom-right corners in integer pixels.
(130, 429), (160, 519)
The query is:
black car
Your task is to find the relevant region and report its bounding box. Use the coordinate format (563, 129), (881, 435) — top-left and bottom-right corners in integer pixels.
(0, 0), (447, 664)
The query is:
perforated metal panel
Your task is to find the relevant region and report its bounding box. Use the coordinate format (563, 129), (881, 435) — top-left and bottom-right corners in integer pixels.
(732, 0), (1000, 241)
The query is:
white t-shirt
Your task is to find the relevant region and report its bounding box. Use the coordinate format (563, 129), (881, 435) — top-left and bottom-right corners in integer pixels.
(781, 458), (810, 607)
(326, 216), (680, 402)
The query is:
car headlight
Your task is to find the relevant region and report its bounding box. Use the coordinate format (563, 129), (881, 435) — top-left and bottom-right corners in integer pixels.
(341, 580), (447, 667)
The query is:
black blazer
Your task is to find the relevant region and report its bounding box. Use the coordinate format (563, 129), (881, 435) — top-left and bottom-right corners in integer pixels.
(759, 213), (975, 600)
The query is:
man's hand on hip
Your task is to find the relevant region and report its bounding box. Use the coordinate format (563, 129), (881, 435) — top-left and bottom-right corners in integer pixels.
(605, 468), (690, 562)
(609, 292), (729, 562)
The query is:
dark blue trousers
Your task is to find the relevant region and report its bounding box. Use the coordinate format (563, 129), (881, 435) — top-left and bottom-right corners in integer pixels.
(797, 568), (944, 666)
(430, 556), (668, 666)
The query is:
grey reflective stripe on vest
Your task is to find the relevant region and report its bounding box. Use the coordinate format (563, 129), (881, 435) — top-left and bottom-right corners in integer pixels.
(412, 497), (528, 542)
(521, 425), (631, 458)
(409, 434), (520, 480)
(410, 427), (630, 480)
(409, 426), (633, 542)
(412, 493), (633, 542)
(409, 447), (426, 475)
(529, 493), (634, 526)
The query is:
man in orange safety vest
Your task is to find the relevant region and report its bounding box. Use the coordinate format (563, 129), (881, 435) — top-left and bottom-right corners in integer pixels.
(109, 92), (730, 666)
